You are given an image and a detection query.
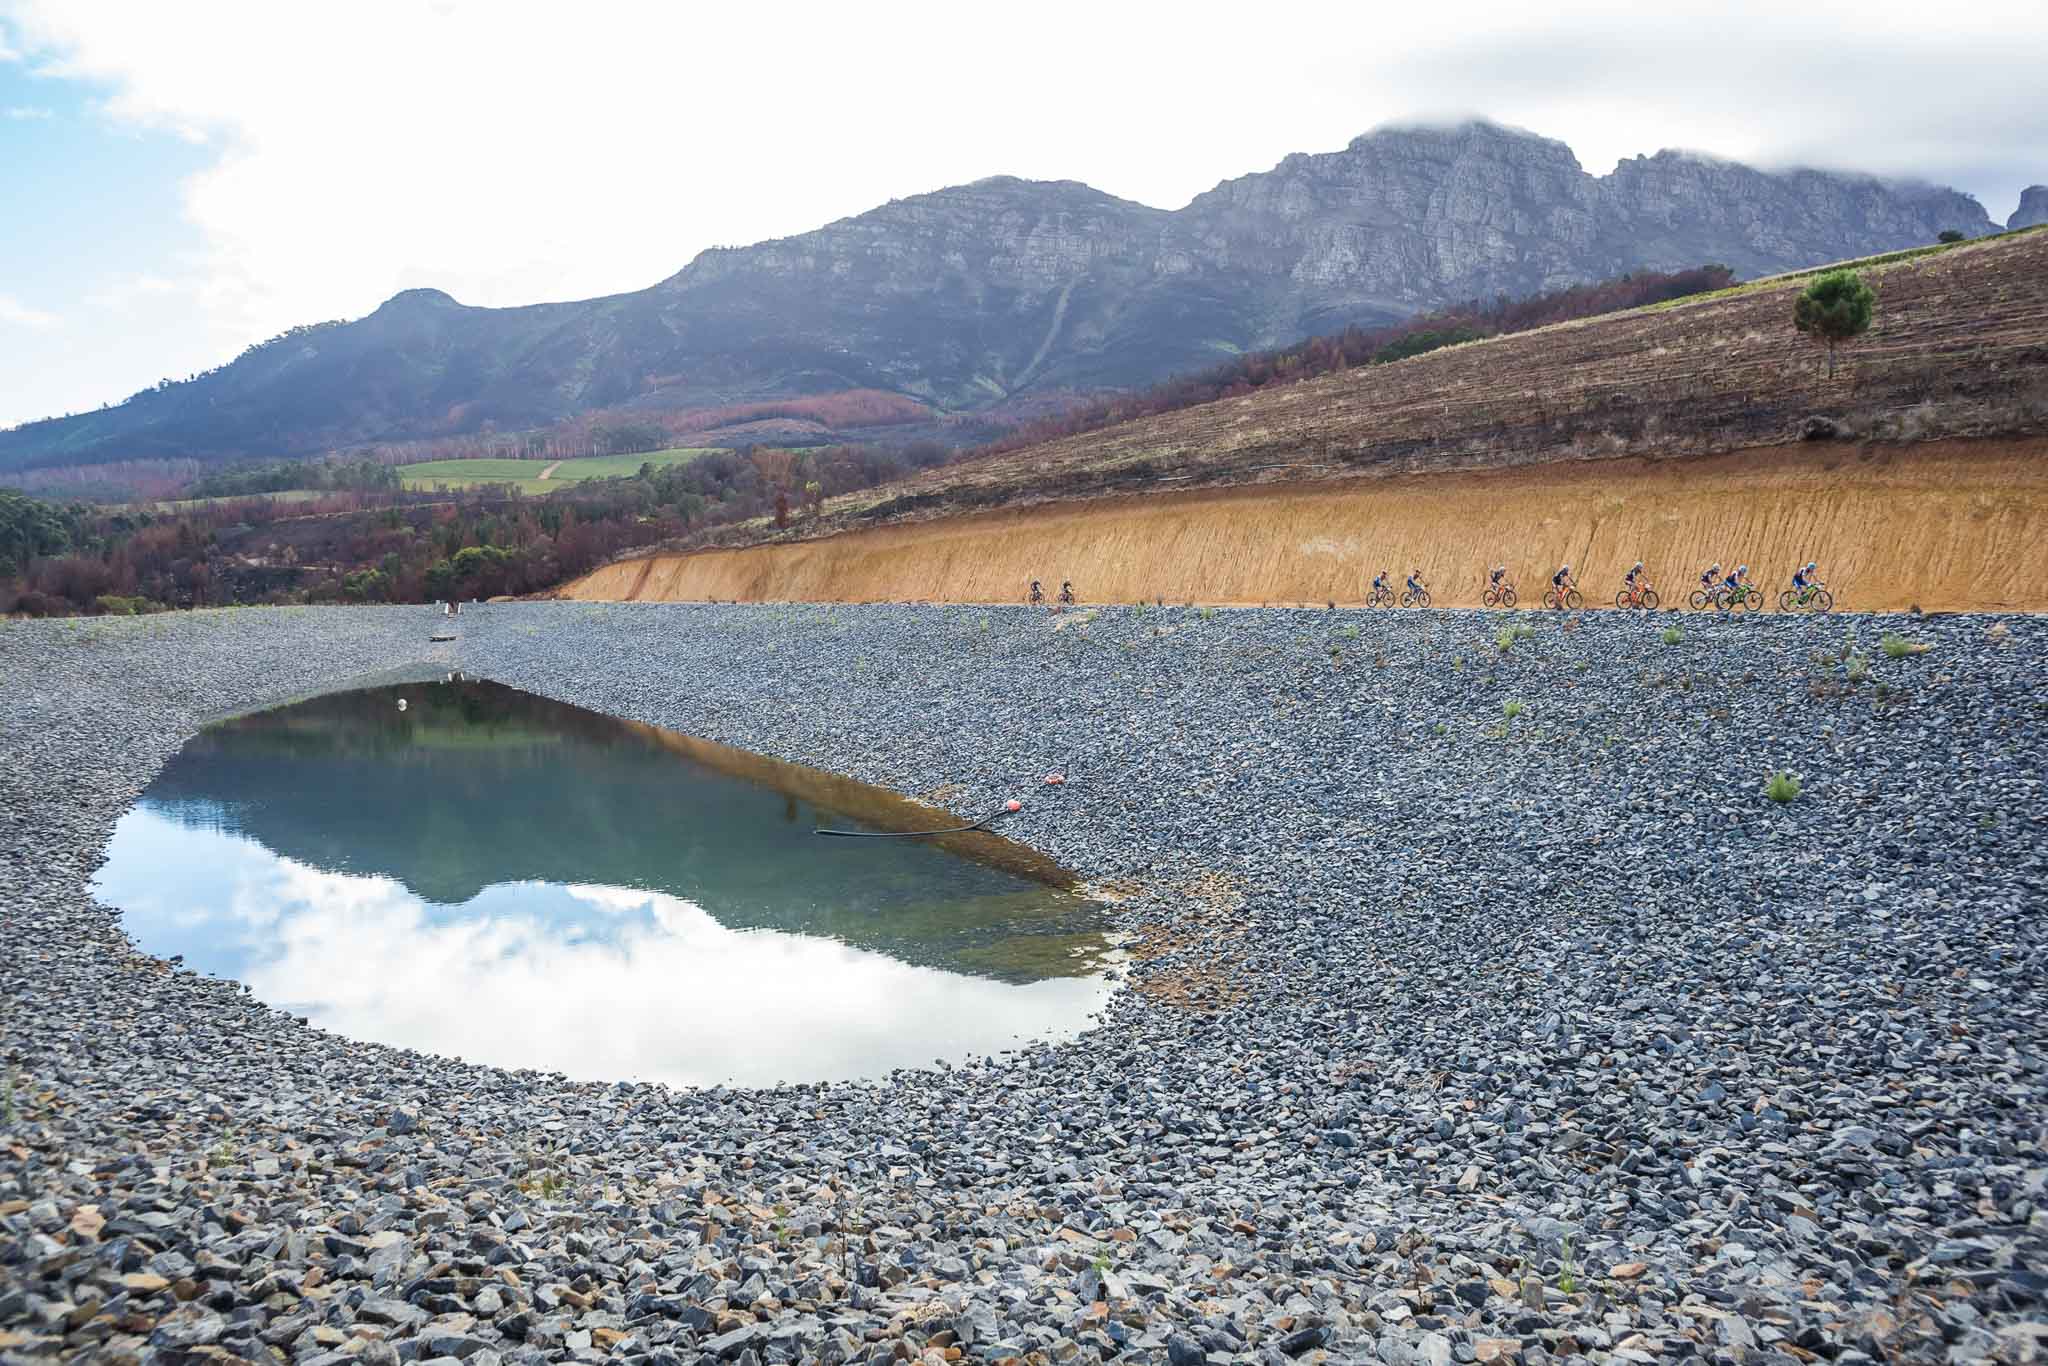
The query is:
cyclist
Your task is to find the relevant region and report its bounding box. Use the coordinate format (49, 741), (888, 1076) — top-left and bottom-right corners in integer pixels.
(1699, 561), (1723, 594)
(1029, 579), (1044, 606)
(1059, 580), (1075, 605)
(1720, 563), (1751, 605)
(1790, 561), (1822, 603)
(1405, 567), (1426, 602)
(1622, 560), (1649, 605)
(1488, 564), (1508, 591)
(1550, 562), (1576, 607)
(1371, 570), (1390, 600)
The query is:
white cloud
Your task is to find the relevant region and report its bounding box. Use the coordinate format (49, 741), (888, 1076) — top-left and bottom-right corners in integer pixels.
(3, 104), (52, 118)
(95, 809), (1114, 1089)
(0, 294), (57, 328)
(1, 0), (2044, 421)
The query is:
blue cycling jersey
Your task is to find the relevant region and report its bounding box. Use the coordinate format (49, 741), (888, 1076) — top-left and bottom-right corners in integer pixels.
(1793, 571), (1811, 588)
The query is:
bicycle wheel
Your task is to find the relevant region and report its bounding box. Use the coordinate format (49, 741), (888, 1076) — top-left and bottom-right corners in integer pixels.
(1501, 586), (1516, 608)
(1743, 589), (1763, 612)
(1565, 588), (1583, 610)
(1543, 589), (1560, 610)
(1688, 590), (1709, 611)
(1482, 588), (1499, 608)
(1778, 590), (1796, 612)
(1814, 589), (1834, 612)
(1614, 590), (1633, 610)
(1640, 588), (1659, 610)
(1418, 589), (1432, 608)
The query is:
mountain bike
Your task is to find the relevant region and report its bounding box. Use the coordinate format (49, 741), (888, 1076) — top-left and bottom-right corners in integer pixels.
(1778, 585), (1834, 613)
(1400, 586), (1432, 608)
(1059, 582), (1076, 606)
(1367, 585), (1395, 607)
(1614, 583), (1660, 610)
(1687, 586), (1720, 611)
(1543, 585), (1583, 610)
(1720, 585), (1763, 612)
(1482, 583), (1517, 608)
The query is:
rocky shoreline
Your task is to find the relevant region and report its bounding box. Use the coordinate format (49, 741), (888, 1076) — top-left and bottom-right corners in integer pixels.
(3, 603), (2044, 1365)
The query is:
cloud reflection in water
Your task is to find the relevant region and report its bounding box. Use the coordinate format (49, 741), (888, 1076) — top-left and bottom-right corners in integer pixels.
(96, 808), (1114, 1088)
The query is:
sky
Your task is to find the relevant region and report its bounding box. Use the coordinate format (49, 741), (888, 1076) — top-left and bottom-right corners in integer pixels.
(3, 0), (2045, 430)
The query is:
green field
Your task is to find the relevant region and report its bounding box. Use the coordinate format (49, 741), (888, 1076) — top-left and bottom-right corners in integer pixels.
(399, 446), (715, 493)
(147, 488), (329, 513)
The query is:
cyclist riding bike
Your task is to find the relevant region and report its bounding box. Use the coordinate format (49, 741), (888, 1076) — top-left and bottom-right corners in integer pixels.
(1406, 568), (1426, 600)
(1059, 580), (1075, 605)
(1550, 563), (1576, 607)
(1029, 579), (1044, 605)
(1720, 564), (1752, 604)
(1699, 562), (1723, 591)
(1790, 561), (1823, 602)
(1489, 564), (1508, 589)
(1619, 560), (1650, 604)
(1371, 571), (1390, 598)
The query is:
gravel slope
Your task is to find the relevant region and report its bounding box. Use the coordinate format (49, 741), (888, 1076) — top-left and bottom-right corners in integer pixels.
(2, 602), (2044, 1366)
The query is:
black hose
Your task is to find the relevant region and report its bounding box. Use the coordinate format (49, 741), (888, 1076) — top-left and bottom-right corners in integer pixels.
(814, 806), (1010, 838)
(812, 741), (1111, 839)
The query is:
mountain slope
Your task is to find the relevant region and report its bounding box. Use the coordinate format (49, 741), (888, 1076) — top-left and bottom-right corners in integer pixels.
(0, 121), (2009, 474)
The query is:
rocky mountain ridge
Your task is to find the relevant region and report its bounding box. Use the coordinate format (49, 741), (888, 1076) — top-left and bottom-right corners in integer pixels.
(1, 121), (2013, 473)
(2011, 186), (2048, 230)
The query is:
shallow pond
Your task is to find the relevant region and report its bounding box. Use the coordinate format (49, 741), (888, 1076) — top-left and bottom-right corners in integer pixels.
(94, 676), (1114, 1087)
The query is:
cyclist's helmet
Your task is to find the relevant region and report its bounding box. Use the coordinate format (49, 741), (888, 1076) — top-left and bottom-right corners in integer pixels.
(1561, 563), (1571, 572)
(1738, 564), (1749, 574)
(1806, 561), (1818, 572)
(1632, 561), (1643, 571)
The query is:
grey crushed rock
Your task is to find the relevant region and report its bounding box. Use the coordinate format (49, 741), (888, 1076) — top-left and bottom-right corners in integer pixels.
(1, 600), (2044, 1365)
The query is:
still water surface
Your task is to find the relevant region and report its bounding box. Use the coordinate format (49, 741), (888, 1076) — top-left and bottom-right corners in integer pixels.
(94, 677), (1113, 1086)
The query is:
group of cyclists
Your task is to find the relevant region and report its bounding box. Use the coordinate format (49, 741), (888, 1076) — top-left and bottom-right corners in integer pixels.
(1026, 561), (1831, 612)
(1367, 560), (1831, 611)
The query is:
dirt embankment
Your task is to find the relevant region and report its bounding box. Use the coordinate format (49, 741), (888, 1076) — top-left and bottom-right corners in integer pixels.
(562, 438), (2048, 613)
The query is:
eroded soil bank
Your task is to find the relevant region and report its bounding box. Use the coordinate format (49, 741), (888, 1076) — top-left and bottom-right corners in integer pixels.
(562, 438), (2048, 613)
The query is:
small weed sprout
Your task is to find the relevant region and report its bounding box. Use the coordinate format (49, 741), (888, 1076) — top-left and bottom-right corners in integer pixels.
(1503, 700), (1527, 722)
(1764, 770), (1802, 803)
(1340, 624), (1360, 639)
(1559, 1235), (1578, 1296)
(1433, 722), (1449, 738)
(1880, 632), (1930, 658)
(1846, 653), (1870, 684)
(1660, 625), (1683, 645)
(1198, 606), (1216, 620)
